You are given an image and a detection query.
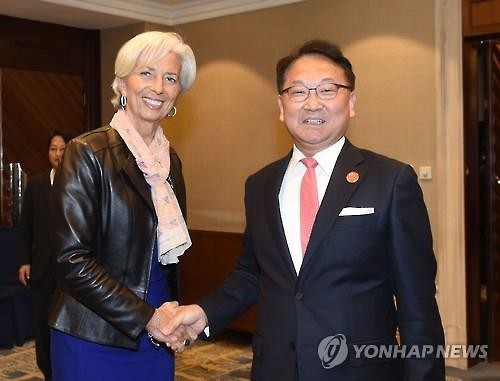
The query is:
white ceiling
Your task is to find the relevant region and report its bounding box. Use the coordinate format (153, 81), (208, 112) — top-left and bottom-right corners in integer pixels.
(0, 0), (304, 30)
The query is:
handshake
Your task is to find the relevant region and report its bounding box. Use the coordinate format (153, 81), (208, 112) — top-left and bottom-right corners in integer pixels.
(145, 302), (208, 352)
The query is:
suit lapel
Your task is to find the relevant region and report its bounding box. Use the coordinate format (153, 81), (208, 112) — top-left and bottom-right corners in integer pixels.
(302, 140), (366, 264)
(108, 129), (155, 213)
(167, 151), (186, 217)
(264, 152), (298, 277)
(169, 161), (181, 191)
(122, 156), (155, 212)
(44, 171), (52, 193)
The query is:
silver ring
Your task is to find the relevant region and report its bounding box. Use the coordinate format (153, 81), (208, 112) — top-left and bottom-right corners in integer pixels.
(183, 339), (190, 347)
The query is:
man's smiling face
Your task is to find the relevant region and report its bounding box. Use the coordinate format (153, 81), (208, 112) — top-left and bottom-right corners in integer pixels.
(278, 54), (356, 156)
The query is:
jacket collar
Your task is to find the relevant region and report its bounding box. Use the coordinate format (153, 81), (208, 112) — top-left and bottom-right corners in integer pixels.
(265, 151), (298, 277)
(106, 127), (155, 213)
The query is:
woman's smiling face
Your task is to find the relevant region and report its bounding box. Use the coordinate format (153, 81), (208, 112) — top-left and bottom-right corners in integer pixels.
(119, 52), (182, 127)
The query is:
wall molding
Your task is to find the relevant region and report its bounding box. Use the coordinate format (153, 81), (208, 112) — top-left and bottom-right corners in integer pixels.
(41, 0), (304, 25)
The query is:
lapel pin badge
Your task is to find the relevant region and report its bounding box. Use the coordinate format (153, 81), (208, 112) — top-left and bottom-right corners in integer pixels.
(346, 171), (359, 184)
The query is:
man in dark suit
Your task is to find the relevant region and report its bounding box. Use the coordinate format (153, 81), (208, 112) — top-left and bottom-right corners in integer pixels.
(17, 130), (72, 381)
(165, 40), (445, 380)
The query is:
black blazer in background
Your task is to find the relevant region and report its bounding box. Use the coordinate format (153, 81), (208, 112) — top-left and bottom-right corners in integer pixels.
(16, 171), (52, 281)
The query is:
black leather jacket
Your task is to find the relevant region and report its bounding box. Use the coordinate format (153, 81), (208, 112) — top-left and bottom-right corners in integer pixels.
(49, 126), (186, 349)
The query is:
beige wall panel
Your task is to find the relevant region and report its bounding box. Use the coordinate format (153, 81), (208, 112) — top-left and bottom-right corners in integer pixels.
(163, 0), (437, 235)
(99, 0), (437, 237)
(100, 23), (150, 123)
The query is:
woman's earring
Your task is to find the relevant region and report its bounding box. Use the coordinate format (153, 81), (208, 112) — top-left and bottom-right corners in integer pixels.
(167, 106), (177, 118)
(119, 95), (127, 110)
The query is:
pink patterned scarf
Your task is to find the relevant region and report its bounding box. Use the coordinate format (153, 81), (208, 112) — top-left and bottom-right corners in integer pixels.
(110, 110), (191, 264)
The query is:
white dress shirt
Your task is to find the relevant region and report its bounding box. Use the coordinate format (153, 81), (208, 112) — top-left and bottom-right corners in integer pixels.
(279, 137), (345, 274)
(50, 168), (56, 186)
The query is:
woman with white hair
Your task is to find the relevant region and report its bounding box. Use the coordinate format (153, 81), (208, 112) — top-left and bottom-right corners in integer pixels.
(49, 31), (196, 380)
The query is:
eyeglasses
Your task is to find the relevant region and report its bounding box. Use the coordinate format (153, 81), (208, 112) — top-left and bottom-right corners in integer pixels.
(279, 82), (352, 103)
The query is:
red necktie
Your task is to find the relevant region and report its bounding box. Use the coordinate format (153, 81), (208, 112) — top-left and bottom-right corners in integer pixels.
(300, 157), (319, 255)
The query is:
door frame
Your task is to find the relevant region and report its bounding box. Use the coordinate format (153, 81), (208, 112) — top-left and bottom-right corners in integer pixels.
(463, 36), (500, 364)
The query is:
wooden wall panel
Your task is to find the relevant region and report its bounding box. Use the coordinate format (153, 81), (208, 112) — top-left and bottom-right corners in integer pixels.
(1, 69), (84, 175)
(0, 69), (86, 226)
(463, 0), (500, 36)
(0, 15), (100, 227)
(0, 15), (97, 75)
(180, 230), (257, 332)
(0, 15), (101, 131)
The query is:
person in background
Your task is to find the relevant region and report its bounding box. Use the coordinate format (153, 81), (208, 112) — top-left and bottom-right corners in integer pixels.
(17, 129), (73, 381)
(164, 40), (445, 380)
(48, 31), (196, 381)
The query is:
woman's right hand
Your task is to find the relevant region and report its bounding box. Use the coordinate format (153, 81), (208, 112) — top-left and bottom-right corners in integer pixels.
(18, 264), (31, 287)
(145, 301), (180, 343)
(146, 301), (201, 351)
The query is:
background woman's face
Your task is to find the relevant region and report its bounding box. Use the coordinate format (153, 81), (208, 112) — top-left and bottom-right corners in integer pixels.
(48, 135), (66, 169)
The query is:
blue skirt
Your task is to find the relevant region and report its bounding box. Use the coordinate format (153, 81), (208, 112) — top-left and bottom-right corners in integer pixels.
(51, 255), (174, 381)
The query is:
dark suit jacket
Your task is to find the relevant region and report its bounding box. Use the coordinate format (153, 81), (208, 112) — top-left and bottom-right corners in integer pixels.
(16, 171), (52, 282)
(199, 139), (445, 381)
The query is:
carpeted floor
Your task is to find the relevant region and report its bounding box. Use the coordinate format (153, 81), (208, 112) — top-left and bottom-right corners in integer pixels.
(446, 361), (500, 381)
(1, 331), (500, 380)
(175, 330), (253, 380)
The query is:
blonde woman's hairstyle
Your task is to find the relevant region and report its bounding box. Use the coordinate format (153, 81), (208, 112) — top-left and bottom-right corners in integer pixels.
(111, 31), (196, 108)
